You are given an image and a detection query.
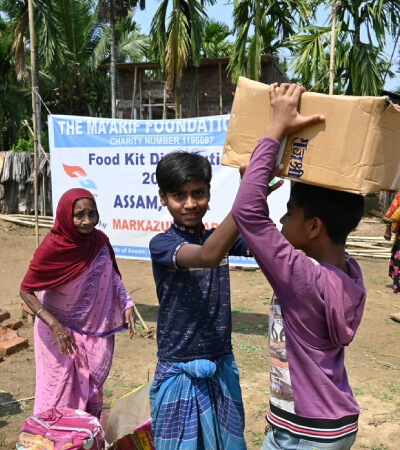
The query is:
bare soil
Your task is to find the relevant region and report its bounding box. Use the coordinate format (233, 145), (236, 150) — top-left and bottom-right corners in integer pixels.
(0, 216), (399, 449)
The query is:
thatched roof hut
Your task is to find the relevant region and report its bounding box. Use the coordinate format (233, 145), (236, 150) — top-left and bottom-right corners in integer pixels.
(0, 151), (52, 215)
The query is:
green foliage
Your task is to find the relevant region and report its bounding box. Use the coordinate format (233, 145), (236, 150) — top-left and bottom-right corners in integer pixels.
(229, 0), (314, 83)
(149, 0), (214, 116)
(289, 1), (400, 95)
(201, 20), (232, 58)
(10, 127), (49, 153)
(1, 0), (399, 147)
(11, 138), (33, 153)
(0, 16), (31, 151)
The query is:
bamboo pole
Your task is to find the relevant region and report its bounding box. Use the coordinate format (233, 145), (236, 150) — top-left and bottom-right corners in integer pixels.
(329, 3), (340, 95)
(163, 82), (167, 119)
(139, 70), (143, 120)
(219, 61), (223, 115)
(27, 0), (39, 248)
(130, 66), (138, 120)
(134, 305), (148, 330)
(196, 67), (200, 117)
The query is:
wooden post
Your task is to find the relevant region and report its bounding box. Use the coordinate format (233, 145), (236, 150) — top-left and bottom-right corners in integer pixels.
(218, 61), (223, 115)
(130, 66), (138, 120)
(139, 70), (143, 119)
(163, 82), (167, 119)
(148, 95), (152, 120)
(196, 67), (200, 117)
(110, 0), (116, 118)
(28, 0), (39, 248)
(329, 3), (340, 95)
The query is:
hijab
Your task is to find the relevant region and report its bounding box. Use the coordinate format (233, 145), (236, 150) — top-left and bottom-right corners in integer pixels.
(21, 188), (120, 292)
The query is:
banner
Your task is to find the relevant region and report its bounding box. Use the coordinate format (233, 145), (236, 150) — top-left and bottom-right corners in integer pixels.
(48, 114), (289, 266)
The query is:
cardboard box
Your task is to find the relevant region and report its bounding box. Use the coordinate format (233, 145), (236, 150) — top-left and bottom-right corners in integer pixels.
(222, 77), (400, 194)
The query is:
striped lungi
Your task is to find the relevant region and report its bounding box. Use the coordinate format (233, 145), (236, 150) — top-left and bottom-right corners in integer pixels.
(150, 355), (247, 449)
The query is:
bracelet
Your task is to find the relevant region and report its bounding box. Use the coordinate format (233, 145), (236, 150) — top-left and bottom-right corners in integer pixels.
(36, 307), (45, 317)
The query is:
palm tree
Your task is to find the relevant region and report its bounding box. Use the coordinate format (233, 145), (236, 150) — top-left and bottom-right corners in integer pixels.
(40, 0), (111, 116)
(0, 0), (66, 149)
(96, 0), (145, 118)
(289, 1), (400, 96)
(228, 0), (312, 83)
(94, 12), (149, 65)
(149, 0), (216, 118)
(201, 19), (232, 58)
(0, 18), (31, 151)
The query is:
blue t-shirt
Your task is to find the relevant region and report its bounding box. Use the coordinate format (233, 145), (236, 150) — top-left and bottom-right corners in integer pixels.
(150, 223), (250, 362)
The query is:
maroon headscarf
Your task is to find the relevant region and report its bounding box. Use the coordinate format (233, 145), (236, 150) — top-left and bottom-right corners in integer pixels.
(21, 188), (120, 292)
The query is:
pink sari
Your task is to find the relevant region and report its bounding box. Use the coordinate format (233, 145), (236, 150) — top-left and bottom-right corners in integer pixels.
(34, 244), (133, 417)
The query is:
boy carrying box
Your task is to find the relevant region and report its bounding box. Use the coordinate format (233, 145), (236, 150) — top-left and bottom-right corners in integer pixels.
(232, 83), (366, 449)
(149, 150), (281, 449)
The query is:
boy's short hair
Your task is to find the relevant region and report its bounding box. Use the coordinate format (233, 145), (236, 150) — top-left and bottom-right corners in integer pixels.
(156, 151), (212, 192)
(290, 182), (365, 245)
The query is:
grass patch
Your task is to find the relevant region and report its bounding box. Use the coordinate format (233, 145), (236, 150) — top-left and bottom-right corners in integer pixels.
(232, 306), (253, 314)
(248, 431), (265, 446)
(237, 342), (264, 353)
(235, 326), (251, 334)
(352, 387), (364, 396)
(104, 389), (114, 398)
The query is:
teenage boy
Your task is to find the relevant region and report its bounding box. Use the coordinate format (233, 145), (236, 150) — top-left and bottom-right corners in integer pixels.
(149, 151), (280, 449)
(232, 83), (366, 449)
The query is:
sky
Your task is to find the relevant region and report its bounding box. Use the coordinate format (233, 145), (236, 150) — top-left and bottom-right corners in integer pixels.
(134, 1), (399, 93)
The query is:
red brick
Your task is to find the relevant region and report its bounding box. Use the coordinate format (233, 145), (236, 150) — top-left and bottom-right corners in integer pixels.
(3, 318), (23, 330)
(0, 311), (11, 322)
(0, 329), (18, 341)
(0, 337), (29, 356)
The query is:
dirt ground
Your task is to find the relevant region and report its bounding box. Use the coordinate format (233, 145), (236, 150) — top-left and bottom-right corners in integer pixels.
(0, 215), (399, 449)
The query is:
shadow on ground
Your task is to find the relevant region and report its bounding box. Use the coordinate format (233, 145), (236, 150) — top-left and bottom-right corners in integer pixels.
(0, 393), (22, 429)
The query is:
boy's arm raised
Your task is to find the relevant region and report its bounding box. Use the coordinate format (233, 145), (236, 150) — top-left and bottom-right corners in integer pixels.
(176, 163), (284, 269)
(231, 84), (325, 297)
(176, 212), (239, 268)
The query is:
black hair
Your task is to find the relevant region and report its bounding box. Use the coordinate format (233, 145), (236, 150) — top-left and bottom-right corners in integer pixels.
(290, 182), (364, 245)
(156, 151), (212, 192)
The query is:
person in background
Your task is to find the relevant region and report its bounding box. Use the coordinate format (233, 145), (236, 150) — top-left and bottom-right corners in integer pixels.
(20, 188), (135, 419)
(383, 191), (400, 293)
(232, 83), (366, 449)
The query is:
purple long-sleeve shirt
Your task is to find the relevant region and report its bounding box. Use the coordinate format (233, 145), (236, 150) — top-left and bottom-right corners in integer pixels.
(232, 137), (366, 441)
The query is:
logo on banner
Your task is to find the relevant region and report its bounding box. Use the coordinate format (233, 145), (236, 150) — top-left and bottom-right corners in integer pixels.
(63, 164), (98, 190)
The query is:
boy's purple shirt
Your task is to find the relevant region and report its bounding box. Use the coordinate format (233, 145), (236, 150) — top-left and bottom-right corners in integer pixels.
(231, 137), (366, 420)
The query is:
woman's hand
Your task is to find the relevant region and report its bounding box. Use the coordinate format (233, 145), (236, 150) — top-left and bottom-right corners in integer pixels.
(50, 319), (77, 356)
(384, 224), (392, 241)
(124, 306), (136, 338)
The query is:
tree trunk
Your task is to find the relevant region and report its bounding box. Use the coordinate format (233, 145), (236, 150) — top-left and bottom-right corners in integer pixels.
(28, 0), (39, 247)
(110, 0), (116, 119)
(175, 89), (180, 119)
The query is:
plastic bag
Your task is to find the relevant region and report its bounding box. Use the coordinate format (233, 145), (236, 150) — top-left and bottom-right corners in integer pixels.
(16, 407), (105, 450)
(102, 382), (154, 450)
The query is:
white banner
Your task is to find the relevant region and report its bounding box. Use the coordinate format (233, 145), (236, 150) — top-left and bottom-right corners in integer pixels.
(48, 114), (289, 266)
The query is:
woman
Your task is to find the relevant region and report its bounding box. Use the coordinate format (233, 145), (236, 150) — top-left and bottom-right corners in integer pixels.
(20, 188), (136, 418)
(383, 191), (400, 293)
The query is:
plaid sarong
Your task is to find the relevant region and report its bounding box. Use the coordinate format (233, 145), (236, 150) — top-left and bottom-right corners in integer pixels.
(150, 355), (247, 449)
